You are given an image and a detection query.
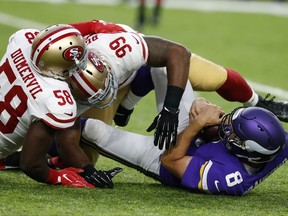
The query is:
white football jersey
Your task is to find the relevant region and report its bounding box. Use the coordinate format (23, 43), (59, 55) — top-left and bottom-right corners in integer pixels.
(85, 32), (149, 89)
(0, 29), (77, 158)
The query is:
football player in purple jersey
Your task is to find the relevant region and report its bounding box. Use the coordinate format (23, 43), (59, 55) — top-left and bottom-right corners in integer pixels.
(49, 67), (288, 195)
(79, 97), (287, 195)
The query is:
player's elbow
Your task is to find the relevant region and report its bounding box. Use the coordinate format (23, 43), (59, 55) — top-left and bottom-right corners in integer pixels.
(170, 44), (191, 64)
(160, 154), (173, 170)
(160, 155), (184, 179)
(20, 160), (34, 173)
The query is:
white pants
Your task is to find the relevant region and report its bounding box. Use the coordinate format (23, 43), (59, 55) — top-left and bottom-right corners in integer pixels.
(82, 68), (195, 177)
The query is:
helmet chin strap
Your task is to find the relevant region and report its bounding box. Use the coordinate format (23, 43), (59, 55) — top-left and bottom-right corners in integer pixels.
(30, 60), (67, 81)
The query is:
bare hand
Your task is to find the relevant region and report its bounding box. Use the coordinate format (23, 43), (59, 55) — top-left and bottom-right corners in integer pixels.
(189, 97), (210, 121)
(192, 103), (225, 128)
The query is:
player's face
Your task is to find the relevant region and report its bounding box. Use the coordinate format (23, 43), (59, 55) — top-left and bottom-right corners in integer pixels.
(219, 113), (245, 149)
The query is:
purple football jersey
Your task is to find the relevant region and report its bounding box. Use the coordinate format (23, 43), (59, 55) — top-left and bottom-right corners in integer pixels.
(160, 134), (288, 196)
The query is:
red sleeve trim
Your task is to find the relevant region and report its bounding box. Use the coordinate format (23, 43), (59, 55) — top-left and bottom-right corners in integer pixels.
(42, 113), (76, 129)
(70, 20), (127, 36)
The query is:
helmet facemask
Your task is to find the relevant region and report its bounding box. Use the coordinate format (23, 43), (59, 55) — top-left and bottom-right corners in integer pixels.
(68, 51), (118, 108)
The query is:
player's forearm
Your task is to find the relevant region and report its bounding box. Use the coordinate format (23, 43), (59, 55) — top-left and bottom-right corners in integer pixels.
(58, 146), (91, 169)
(20, 121), (55, 182)
(20, 158), (50, 182)
(161, 121), (202, 162)
(56, 118), (91, 168)
(160, 121), (201, 179)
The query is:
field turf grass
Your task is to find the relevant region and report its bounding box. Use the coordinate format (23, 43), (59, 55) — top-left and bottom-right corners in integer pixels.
(0, 1), (288, 215)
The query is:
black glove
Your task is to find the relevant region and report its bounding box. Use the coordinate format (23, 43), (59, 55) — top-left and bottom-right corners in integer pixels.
(81, 165), (123, 188)
(114, 105), (134, 127)
(147, 106), (179, 150)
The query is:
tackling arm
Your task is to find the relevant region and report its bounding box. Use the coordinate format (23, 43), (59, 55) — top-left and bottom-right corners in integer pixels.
(161, 101), (224, 179)
(55, 117), (91, 168)
(20, 120), (94, 188)
(20, 118), (120, 188)
(20, 120), (56, 182)
(143, 36), (191, 150)
(55, 117), (122, 188)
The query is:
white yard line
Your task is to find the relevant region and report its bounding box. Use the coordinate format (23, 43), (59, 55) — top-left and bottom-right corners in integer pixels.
(247, 80), (288, 99)
(0, 13), (45, 29)
(1, 0), (288, 99)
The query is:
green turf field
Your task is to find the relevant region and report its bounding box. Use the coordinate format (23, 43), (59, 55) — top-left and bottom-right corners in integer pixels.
(0, 1), (288, 215)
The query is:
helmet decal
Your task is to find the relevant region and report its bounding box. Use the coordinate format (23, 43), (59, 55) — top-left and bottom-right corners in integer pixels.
(63, 46), (84, 61)
(32, 28), (83, 64)
(244, 140), (281, 154)
(88, 52), (104, 73)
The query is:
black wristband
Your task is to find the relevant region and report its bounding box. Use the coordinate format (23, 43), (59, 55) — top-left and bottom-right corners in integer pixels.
(164, 86), (184, 108)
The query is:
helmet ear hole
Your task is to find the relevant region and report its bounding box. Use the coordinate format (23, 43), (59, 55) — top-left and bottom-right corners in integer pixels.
(62, 70), (69, 77)
(257, 125), (264, 132)
(86, 70), (93, 76)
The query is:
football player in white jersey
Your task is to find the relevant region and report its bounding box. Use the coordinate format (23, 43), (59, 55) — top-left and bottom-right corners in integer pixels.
(0, 24), (122, 188)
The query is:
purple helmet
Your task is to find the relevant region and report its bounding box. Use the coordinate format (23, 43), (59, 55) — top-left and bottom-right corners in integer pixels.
(219, 107), (286, 163)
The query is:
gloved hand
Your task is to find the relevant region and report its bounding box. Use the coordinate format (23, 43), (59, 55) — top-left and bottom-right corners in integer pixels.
(81, 165), (123, 188)
(114, 105), (134, 127)
(147, 106), (180, 150)
(46, 167), (95, 188)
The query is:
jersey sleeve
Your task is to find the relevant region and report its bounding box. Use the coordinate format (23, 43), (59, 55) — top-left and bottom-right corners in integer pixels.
(7, 29), (39, 52)
(29, 78), (78, 130)
(70, 20), (129, 36)
(40, 96), (77, 129)
(85, 32), (149, 87)
(88, 32), (148, 66)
